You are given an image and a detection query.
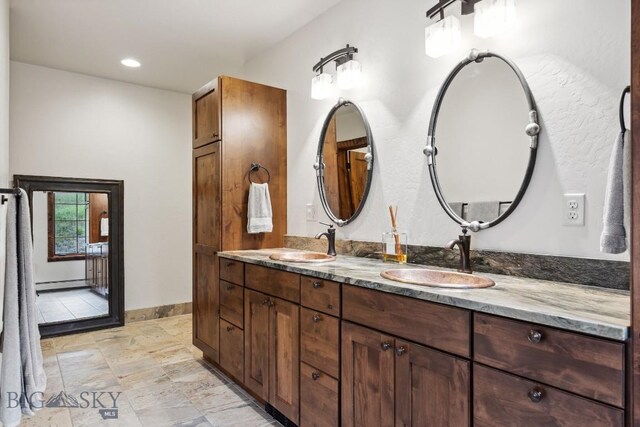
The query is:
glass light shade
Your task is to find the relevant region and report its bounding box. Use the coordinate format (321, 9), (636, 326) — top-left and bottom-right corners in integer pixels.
(336, 59), (362, 90)
(311, 73), (333, 100)
(474, 0), (517, 39)
(425, 15), (461, 58)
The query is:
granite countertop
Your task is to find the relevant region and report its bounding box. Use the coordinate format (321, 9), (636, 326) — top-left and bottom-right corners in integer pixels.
(218, 249), (630, 341)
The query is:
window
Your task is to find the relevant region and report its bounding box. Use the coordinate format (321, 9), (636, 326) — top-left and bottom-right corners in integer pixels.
(47, 192), (88, 261)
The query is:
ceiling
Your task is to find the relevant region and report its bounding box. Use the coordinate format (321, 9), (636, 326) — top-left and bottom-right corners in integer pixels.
(9, 0), (343, 93)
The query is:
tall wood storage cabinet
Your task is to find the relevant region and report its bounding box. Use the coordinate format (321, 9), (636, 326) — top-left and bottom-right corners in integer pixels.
(192, 76), (287, 361)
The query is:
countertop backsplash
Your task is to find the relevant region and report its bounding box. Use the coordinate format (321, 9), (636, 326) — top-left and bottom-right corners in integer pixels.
(285, 235), (630, 291)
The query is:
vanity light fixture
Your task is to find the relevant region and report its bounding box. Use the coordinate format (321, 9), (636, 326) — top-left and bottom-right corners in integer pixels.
(424, 0), (517, 57)
(425, 0), (477, 58)
(120, 58), (141, 68)
(311, 44), (361, 99)
(311, 72), (333, 100)
(425, 15), (462, 58)
(474, 0), (517, 38)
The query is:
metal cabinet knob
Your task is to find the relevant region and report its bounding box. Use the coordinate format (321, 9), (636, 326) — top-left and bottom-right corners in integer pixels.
(313, 281), (323, 289)
(528, 387), (544, 403)
(528, 330), (543, 343)
(226, 326), (234, 332)
(268, 300), (275, 307)
(226, 285), (234, 291)
(395, 346), (407, 356)
(311, 372), (321, 381)
(312, 314), (322, 323)
(381, 342), (392, 351)
(262, 298), (270, 306)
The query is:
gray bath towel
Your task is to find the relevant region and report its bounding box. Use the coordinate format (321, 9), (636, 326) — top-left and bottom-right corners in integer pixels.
(0, 190), (46, 427)
(466, 201), (500, 223)
(16, 189), (46, 412)
(247, 183), (273, 233)
(601, 131), (631, 253)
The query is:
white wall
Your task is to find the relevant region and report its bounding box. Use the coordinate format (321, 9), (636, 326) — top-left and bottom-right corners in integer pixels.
(10, 62), (192, 310)
(240, 0), (630, 260)
(0, 0), (8, 187)
(31, 191), (85, 284)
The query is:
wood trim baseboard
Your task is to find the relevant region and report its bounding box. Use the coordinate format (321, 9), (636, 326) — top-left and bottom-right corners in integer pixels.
(125, 302), (193, 323)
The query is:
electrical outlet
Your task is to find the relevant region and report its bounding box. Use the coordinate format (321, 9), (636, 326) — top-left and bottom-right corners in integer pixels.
(563, 193), (585, 226)
(306, 204), (317, 222)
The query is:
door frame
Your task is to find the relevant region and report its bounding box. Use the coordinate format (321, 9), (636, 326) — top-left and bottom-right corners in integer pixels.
(14, 175), (125, 337)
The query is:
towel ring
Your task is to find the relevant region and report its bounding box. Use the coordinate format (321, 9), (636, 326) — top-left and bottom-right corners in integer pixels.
(248, 163), (271, 184)
(620, 86), (630, 133)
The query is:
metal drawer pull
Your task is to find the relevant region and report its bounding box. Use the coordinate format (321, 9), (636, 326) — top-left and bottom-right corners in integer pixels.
(313, 281), (323, 289)
(381, 342), (392, 351)
(395, 346), (407, 356)
(528, 329), (543, 343)
(226, 326), (234, 332)
(262, 298), (270, 306)
(311, 372), (321, 381)
(527, 387), (544, 403)
(268, 300), (275, 307)
(312, 314), (322, 323)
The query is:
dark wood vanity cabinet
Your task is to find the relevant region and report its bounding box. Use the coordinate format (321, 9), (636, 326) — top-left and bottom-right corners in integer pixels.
(211, 260), (628, 426)
(342, 321), (470, 427)
(244, 288), (300, 423)
(191, 76), (286, 362)
(474, 364), (624, 427)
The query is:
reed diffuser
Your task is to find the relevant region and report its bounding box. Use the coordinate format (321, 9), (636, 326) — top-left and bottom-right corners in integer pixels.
(383, 205), (407, 264)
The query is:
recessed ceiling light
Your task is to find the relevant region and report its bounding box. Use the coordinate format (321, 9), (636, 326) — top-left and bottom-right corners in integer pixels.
(121, 58), (141, 68)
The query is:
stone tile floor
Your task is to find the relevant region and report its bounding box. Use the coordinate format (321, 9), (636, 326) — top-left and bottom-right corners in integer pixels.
(36, 287), (109, 324)
(22, 314), (279, 427)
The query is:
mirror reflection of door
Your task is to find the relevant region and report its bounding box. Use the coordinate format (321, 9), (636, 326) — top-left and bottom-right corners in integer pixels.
(323, 104), (368, 219)
(32, 191), (110, 324)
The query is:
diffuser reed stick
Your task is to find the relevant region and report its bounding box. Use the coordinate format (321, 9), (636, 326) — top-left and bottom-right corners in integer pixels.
(388, 205), (404, 259)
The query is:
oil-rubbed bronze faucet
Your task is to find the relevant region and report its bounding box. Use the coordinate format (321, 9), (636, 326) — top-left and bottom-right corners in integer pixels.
(315, 222), (337, 256)
(447, 229), (472, 274)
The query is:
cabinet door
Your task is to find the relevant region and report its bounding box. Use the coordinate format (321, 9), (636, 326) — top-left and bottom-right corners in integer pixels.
(193, 80), (220, 148)
(395, 339), (470, 427)
(341, 322), (394, 427)
(244, 289), (270, 400)
(192, 143), (221, 358)
(193, 252), (219, 360)
(269, 297), (300, 424)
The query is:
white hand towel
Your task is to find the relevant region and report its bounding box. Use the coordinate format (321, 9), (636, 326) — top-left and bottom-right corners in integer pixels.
(100, 217), (109, 237)
(247, 183), (273, 234)
(600, 130), (630, 254)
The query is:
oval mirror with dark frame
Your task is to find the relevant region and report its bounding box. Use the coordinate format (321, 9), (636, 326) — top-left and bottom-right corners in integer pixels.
(14, 175), (124, 337)
(425, 49), (540, 232)
(315, 99), (374, 226)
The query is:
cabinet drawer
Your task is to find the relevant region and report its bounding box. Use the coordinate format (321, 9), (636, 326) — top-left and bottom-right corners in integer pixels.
(219, 258), (244, 285)
(219, 319), (243, 381)
(474, 313), (624, 407)
(474, 364), (623, 427)
(300, 362), (339, 427)
(300, 307), (340, 378)
(301, 276), (340, 317)
(245, 264), (300, 303)
(343, 285), (470, 357)
(220, 280), (243, 328)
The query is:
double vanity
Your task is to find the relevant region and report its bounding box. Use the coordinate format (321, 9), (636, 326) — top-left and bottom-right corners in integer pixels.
(192, 42), (631, 426)
(209, 249), (629, 427)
